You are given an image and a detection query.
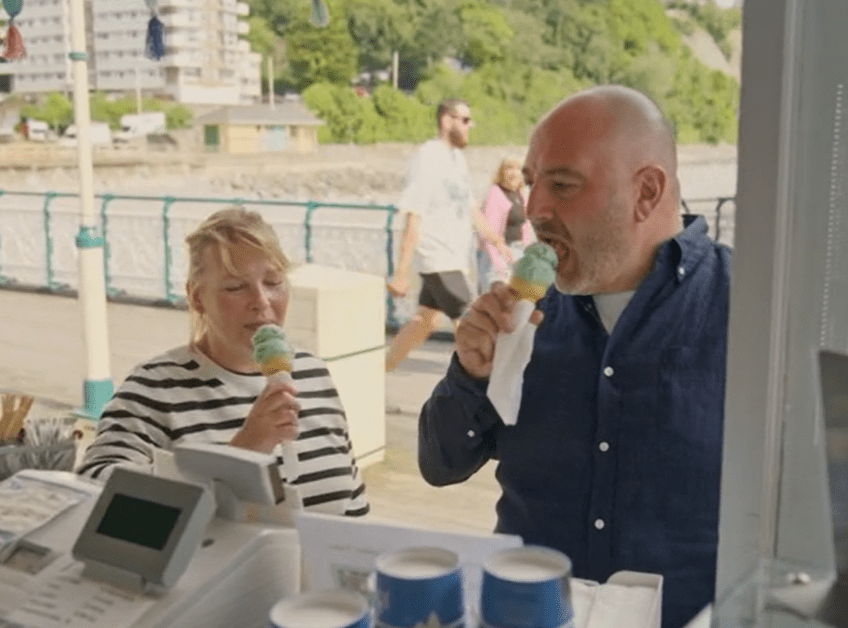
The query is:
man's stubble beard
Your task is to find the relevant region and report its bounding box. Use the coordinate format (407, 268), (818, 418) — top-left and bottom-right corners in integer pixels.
(553, 191), (632, 296)
(448, 126), (467, 149)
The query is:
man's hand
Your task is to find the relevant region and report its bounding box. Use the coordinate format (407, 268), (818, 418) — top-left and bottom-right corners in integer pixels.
(455, 282), (544, 379)
(231, 378), (300, 453)
(387, 275), (409, 298)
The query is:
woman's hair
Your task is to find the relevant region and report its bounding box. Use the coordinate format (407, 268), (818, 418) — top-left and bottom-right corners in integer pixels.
(184, 207), (290, 340)
(493, 157), (523, 190)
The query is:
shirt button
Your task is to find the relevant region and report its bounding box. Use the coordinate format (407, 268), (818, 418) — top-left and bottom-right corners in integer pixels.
(467, 430), (475, 438)
(598, 441), (610, 452)
(677, 266), (686, 277)
(603, 366), (614, 377)
(594, 518), (605, 530)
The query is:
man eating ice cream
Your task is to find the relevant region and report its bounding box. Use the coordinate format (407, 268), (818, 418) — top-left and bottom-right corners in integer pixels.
(418, 85), (731, 628)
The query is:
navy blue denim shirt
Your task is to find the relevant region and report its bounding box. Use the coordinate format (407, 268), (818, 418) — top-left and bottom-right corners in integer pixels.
(419, 216), (731, 628)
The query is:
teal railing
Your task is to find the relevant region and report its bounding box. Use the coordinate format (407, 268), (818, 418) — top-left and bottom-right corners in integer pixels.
(0, 189), (733, 326)
(0, 190), (403, 324)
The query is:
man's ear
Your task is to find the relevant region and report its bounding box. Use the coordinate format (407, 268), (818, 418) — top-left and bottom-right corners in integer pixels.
(634, 165), (667, 222)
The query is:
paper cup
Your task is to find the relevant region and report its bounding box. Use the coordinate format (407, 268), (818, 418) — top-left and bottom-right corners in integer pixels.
(481, 546), (574, 628)
(374, 547), (464, 628)
(270, 589), (371, 628)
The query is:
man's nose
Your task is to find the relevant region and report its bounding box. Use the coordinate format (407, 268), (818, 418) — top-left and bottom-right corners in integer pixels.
(525, 186), (552, 221)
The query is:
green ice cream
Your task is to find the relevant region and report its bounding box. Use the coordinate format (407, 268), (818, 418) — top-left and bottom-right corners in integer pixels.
(511, 242), (557, 287)
(252, 324), (293, 373)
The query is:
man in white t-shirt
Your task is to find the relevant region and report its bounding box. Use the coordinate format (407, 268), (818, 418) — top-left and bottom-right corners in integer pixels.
(386, 98), (500, 371)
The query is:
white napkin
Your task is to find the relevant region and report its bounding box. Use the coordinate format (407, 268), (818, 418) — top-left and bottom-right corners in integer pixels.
(487, 299), (538, 425)
(268, 370), (299, 484)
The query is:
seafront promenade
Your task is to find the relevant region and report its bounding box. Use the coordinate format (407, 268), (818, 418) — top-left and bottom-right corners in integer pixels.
(0, 288), (499, 535)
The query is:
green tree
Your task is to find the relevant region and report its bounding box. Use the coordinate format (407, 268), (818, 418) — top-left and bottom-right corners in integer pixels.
(21, 92), (73, 133)
(246, 15), (278, 57)
(371, 84), (432, 140)
(287, 5), (358, 89)
(302, 82), (363, 142)
(401, 0), (464, 86)
(343, 0), (411, 72)
(246, 0), (301, 35)
(457, 2), (514, 67)
(165, 104), (194, 129)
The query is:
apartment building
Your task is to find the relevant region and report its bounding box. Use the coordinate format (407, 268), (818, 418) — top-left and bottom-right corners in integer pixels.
(1, 0), (261, 105)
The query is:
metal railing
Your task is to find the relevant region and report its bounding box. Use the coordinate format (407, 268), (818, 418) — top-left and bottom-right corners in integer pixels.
(0, 189), (734, 325)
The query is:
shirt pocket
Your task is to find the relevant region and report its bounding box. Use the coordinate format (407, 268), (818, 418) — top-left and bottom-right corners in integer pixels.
(658, 345), (725, 447)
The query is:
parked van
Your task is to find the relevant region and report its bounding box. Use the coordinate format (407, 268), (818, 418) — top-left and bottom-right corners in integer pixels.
(24, 119), (49, 142)
(113, 112), (166, 142)
(60, 122), (112, 147)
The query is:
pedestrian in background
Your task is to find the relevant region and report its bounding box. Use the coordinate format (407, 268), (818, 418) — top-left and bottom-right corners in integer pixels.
(385, 98), (503, 372)
(476, 156), (533, 294)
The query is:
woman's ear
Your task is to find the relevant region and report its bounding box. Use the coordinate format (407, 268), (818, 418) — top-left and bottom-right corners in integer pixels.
(634, 164), (667, 222)
(187, 281), (204, 316)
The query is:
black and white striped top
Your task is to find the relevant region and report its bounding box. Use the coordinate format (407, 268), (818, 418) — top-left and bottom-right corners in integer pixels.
(78, 345), (369, 517)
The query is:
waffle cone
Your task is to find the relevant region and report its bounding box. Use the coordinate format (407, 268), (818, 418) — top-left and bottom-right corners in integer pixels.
(508, 275), (549, 302)
(260, 356), (292, 375)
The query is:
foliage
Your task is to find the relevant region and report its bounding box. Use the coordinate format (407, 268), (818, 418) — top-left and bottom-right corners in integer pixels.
(249, 0), (741, 145)
(343, 0), (411, 71)
(286, 2), (359, 89)
(245, 15), (278, 58)
(20, 93), (192, 132)
(457, 2), (514, 67)
(165, 104), (194, 129)
(20, 92), (73, 132)
(302, 81), (431, 143)
(666, 0), (741, 60)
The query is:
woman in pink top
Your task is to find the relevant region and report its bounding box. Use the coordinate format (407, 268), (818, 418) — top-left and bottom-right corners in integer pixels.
(476, 157), (533, 294)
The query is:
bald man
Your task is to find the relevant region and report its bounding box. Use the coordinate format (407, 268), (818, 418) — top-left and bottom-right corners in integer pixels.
(419, 86), (730, 628)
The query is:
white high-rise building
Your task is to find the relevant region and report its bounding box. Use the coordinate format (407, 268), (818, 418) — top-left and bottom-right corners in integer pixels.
(1, 0), (261, 105)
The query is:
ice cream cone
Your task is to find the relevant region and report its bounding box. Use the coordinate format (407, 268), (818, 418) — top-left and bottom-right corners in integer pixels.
(508, 242), (558, 303)
(259, 355), (292, 376)
(508, 275), (550, 303)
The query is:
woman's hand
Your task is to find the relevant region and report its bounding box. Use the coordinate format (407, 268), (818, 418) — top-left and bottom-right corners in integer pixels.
(231, 378), (300, 453)
(495, 239), (514, 264)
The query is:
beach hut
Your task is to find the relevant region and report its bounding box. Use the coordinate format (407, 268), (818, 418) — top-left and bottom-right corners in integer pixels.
(194, 100), (323, 154)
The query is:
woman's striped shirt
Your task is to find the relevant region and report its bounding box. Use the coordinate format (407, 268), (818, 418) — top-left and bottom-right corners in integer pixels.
(78, 345), (369, 517)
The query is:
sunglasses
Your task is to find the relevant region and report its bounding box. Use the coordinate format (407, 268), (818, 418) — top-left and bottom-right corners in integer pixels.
(451, 114), (473, 126)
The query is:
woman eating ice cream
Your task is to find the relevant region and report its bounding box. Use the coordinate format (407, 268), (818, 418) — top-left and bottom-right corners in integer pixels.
(78, 207), (369, 517)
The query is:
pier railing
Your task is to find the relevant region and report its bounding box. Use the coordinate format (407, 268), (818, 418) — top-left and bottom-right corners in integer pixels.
(0, 189), (734, 325)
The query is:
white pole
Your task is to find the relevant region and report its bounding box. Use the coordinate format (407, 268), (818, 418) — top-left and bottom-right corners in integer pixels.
(392, 50), (399, 89)
(69, 0), (113, 418)
(136, 67), (142, 114)
(267, 56), (274, 109)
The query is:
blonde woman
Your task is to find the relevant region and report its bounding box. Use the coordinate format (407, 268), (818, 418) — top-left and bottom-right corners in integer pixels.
(476, 157), (533, 294)
(79, 207), (369, 517)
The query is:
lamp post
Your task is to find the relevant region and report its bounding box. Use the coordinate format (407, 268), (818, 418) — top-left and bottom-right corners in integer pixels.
(69, 0), (113, 418)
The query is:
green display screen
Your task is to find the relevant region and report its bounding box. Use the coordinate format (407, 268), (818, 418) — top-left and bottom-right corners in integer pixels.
(95, 493), (181, 551)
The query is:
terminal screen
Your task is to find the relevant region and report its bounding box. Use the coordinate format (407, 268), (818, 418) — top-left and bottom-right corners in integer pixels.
(95, 493), (182, 550)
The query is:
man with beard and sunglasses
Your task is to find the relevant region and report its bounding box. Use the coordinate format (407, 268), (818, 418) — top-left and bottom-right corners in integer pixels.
(418, 85), (731, 628)
(386, 98), (509, 371)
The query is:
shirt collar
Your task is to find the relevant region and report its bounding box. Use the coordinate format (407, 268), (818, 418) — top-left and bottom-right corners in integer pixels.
(656, 214), (713, 283)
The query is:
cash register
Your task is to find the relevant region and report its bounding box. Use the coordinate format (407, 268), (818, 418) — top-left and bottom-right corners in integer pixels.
(0, 444), (301, 628)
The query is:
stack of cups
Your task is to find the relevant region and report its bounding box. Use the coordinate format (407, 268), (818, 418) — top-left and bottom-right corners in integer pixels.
(269, 545), (573, 628)
(373, 547), (465, 628)
(480, 546), (574, 628)
(269, 589), (371, 628)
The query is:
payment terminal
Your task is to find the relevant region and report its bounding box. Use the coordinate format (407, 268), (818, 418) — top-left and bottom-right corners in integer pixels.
(0, 446), (302, 628)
